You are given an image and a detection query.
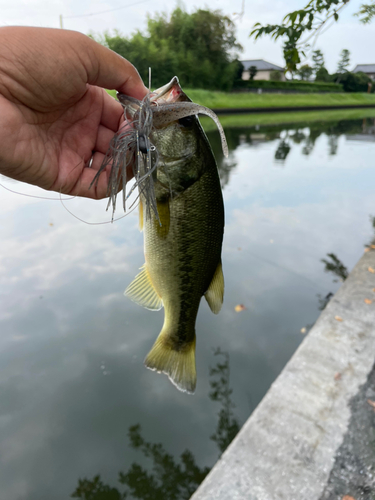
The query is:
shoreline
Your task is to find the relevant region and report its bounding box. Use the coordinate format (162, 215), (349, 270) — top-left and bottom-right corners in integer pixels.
(212, 103), (375, 114)
(191, 246), (375, 500)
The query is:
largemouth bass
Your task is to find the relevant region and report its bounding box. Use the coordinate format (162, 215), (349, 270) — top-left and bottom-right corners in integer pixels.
(95, 77), (226, 394)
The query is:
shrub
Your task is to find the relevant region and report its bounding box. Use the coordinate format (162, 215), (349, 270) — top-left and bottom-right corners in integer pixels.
(270, 70), (282, 81)
(315, 67), (330, 82)
(249, 65), (258, 80)
(337, 71), (373, 92)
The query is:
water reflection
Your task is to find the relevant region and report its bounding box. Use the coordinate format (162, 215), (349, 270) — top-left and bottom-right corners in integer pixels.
(209, 117), (375, 182)
(210, 118), (374, 171)
(209, 348), (240, 453)
(71, 350), (239, 500)
(346, 118), (375, 142)
(274, 138), (291, 161)
(321, 254), (349, 283)
(317, 292), (334, 312)
(316, 253), (348, 312)
(314, 213), (375, 315)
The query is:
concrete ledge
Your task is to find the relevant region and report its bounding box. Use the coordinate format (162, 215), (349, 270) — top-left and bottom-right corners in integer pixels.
(191, 249), (375, 500)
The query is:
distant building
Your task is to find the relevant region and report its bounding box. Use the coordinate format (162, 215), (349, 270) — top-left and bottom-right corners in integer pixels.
(353, 64), (375, 79)
(240, 59), (285, 81)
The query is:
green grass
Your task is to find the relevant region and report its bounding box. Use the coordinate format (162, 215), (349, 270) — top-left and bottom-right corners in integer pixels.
(107, 88), (375, 109)
(185, 89), (375, 109)
(105, 88), (375, 129)
(106, 89), (117, 99)
(200, 108), (375, 132)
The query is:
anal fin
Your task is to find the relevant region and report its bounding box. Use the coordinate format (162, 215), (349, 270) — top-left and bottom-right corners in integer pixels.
(125, 264), (163, 311)
(204, 261), (224, 314)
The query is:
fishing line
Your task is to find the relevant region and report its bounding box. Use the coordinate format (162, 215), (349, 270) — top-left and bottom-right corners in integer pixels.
(63, 0), (151, 19)
(0, 182), (76, 201)
(59, 191), (139, 225)
(246, 250), (324, 291)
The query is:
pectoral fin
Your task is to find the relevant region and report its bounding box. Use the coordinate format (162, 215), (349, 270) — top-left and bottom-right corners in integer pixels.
(204, 261), (224, 314)
(125, 264), (163, 311)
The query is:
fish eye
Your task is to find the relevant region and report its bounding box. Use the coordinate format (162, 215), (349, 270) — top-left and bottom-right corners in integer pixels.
(179, 116), (194, 127)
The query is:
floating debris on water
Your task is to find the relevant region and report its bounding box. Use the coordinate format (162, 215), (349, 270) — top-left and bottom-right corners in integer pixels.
(235, 304), (246, 312)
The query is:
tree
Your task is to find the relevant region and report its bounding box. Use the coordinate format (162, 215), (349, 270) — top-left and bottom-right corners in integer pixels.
(315, 66), (330, 82)
(312, 49), (325, 73)
(250, 0), (375, 74)
(355, 2), (375, 23)
(92, 7), (243, 91)
(337, 49), (350, 74)
(249, 65), (258, 80)
(297, 64), (314, 80)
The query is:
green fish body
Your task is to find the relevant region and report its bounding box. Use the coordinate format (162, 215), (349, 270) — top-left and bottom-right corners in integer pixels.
(124, 79), (225, 393)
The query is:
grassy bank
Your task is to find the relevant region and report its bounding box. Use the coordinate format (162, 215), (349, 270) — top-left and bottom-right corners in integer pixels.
(200, 108), (375, 132)
(186, 89), (375, 109)
(107, 88), (375, 110)
(106, 89), (375, 129)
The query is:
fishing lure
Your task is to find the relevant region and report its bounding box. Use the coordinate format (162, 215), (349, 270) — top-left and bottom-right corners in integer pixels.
(91, 76), (228, 221)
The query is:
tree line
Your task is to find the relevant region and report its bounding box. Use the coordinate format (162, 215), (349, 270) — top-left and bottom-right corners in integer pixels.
(90, 7), (243, 91)
(91, 5), (373, 93)
(296, 48), (372, 92)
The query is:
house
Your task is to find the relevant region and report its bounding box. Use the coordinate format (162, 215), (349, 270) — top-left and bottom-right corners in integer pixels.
(240, 59), (285, 81)
(353, 64), (375, 79)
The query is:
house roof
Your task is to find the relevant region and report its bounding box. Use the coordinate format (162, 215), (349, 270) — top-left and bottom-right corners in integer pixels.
(240, 59), (284, 71)
(353, 64), (375, 74)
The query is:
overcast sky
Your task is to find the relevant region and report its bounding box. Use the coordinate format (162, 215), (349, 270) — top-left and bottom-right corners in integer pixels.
(1, 0), (375, 74)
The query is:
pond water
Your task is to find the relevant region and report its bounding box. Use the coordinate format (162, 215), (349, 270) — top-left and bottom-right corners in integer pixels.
(1, 114), (375, 500)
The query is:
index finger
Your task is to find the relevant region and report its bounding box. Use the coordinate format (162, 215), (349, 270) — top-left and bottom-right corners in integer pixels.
(100, 90), (123, 132)
(81, 34), (148, 99)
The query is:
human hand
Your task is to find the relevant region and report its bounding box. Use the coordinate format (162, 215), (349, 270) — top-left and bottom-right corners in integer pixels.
(0, 27), (148, 198)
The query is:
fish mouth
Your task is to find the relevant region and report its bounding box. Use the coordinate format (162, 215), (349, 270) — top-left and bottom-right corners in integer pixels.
(116, 79), (228, 157)
(116, 76), (188, 114)
(150, 76), (179, 101)
(150, 76), (190, 104)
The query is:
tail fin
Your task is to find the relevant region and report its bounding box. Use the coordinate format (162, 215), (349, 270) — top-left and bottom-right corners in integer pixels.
(144, 329), (196, 394)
